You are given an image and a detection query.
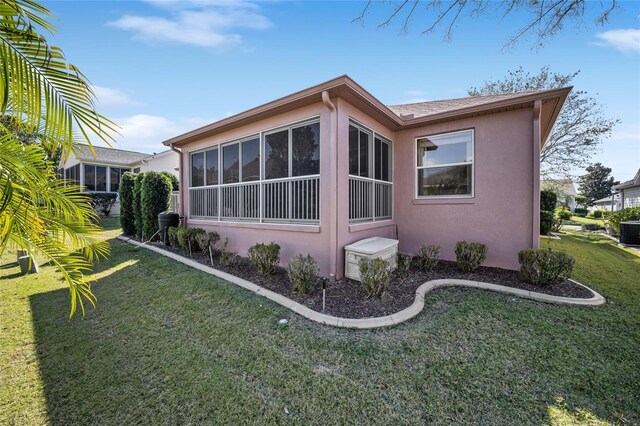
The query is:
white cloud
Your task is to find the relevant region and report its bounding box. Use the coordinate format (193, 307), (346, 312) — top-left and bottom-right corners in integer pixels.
(594, 29), (640, 54)
(93, 86), (140, 108)
(91, 114), (212, 153)
(107, 1), (271, 48)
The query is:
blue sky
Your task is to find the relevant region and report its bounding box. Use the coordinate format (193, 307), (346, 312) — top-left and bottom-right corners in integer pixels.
(46, 0), (640, 181)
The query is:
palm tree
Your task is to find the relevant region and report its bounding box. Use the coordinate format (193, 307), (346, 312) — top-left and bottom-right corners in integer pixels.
(0, 0), (118, 316)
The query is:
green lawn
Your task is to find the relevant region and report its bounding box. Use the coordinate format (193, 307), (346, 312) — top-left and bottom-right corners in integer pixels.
(1, 223), (639, 425)
(564, 216), (607, 227)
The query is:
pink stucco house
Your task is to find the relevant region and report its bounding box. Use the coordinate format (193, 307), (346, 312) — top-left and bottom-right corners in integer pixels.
(163, 76), (570, 279)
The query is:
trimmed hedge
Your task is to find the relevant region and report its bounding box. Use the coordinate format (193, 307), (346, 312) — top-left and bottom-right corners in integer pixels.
(540, 211), (554, 235)
(119, 172), (136, 235)
(248, 242), (280, 276)
(555, 207), (571, 220)
(287, 254), (319, 294)
(455, 241), (487, 272)
(518, 248), (575, 286)
(573, 207), (588, 217)
(160, 171), (179, 191)
(133, 173), (144, 238)
(607, 207), (640, 236)
(540, 190), (557, 212)
(592, 209), (606, 219)
(358, 257), (391, 298)
(140, 171), (172, 240)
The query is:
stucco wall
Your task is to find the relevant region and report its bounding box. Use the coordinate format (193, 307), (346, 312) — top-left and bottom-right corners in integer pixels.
(177, 98), (539, 277)
(181, 101), (335, 276)
(393, 108), (536, 270)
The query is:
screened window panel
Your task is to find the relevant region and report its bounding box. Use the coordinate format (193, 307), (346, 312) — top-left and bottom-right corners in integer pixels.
(96, 166), (107, 191)
(264, 130), (288, 180)
(292, 122), (320, 176)
(381, 141), (390, 182)
(242, 138), (260, 182)
(84, 165), (95, 191)
(205, 149), (218, 185)
(359, 131), (369, 177)
(374, 138), (382, 180)
(223, 143), (240, 184)
(110, 168), (120, 193)
(191, 152), (205, 187)
(348, 125), (359, 175)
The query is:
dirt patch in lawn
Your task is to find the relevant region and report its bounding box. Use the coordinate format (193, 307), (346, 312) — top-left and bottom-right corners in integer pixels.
(135, 238), (594, 319)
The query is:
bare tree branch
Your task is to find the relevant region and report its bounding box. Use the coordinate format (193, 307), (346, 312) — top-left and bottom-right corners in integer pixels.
(354, 0), (621, 50)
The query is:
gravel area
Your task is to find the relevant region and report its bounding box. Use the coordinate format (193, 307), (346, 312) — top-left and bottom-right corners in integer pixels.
(143, 240), (594, 319)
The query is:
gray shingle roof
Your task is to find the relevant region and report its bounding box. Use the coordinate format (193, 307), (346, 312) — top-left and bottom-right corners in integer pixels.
(73, 144), (148, 165)
(387, 91), (539, 119)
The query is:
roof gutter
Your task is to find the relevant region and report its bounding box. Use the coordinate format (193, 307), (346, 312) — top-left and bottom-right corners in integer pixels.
(170, 143), (185, 221)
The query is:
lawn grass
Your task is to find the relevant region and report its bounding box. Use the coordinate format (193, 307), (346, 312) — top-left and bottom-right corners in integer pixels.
(1, 223), (639, 425)
(564, 216), (606, 227)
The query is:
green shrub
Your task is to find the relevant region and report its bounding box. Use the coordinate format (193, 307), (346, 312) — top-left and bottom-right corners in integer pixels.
(518, 248), (575, 286)
(160, 171), (179, 191)
(573, 207), (588, 217)
(89, 192), (117, 217)
(195, 230), (220, 252)
(133, 173), (145, 238)
(119, 172), (136, 235)
(455, 241), (487, 273)
(606, 207), (640, 236)
(540, 210), (554, 235)
(555, 207), (571, 220)
(219, 238), (239, 267)
(140, 171), (172, 240)
(287, 254), (319, 294)
(540, 190), (557, 212)
(395, 253), (413, 275)
(358, 257), (391, 298)
(551, 216), (563, 233)
(415, 244), (440, 272)
(167, 226), (179, 247)
(248, 242), (280, 276)
(176, 228), (197, 255)
(592, 209), (606, 219)
(190, 228), (207, 252)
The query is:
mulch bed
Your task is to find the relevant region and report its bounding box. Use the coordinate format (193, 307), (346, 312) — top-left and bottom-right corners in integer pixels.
(132, 238), (594, 319)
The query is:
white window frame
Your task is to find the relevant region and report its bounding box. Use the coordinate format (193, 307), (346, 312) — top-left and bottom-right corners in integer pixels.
(415, 129), (475, 200)
(187, 116), (321, 224)
(347, 120), (394, 224)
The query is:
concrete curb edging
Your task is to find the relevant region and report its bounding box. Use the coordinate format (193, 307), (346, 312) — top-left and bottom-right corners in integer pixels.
(116, 235), (606, 329)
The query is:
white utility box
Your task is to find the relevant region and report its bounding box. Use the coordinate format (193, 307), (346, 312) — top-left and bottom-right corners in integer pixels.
(344, 237), (399, 281)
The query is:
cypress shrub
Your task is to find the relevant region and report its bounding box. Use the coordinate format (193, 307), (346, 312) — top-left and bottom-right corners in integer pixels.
(518, 248), (575, 286)
(119, 172), (136, 235)
(540, 190), (557, 212)
(540, 210), (554, 235)
(141, 171), (172, 240)
(454, 241), (488, 272)
(133, 172), (145, 238)
(160, 171), (179, 191)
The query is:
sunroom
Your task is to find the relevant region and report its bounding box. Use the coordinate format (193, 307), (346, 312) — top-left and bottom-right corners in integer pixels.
(186, 118), (393, 226)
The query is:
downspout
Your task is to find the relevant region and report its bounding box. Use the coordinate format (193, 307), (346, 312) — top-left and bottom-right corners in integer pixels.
(532, 100), (542, 248)
(322, 91), (338, 280)
(170, 143), (185, 225)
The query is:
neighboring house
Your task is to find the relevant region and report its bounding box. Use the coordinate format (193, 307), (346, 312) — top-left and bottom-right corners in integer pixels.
(163, 75), (570, 278)
(613, 168), (640, 209)
(59, 144), (179, 215)
(592, 194), (622, 212)
(542, 178), (578, 212)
